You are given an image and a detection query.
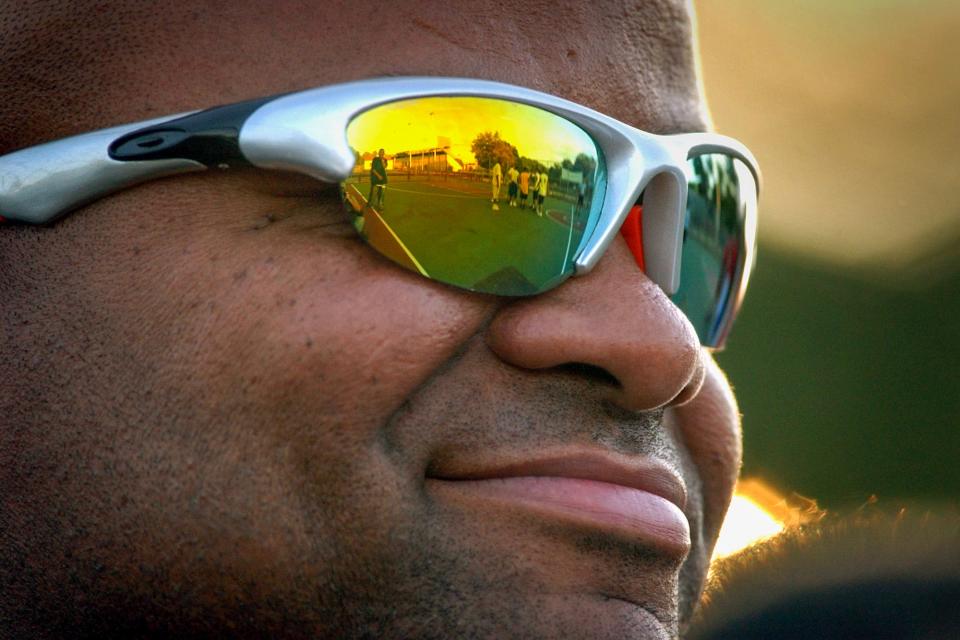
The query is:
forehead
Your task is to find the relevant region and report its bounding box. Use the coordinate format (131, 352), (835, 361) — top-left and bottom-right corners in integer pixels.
(0, 0), (705, 151)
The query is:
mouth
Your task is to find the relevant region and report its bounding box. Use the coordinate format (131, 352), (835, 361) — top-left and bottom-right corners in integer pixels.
(425, 451), (690, 558)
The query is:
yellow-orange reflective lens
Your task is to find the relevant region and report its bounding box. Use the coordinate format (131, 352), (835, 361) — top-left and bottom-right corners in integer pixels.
(341, 96), (604, 295)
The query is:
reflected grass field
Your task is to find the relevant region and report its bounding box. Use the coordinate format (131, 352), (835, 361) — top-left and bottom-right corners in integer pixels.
(345, 175), (585, 293)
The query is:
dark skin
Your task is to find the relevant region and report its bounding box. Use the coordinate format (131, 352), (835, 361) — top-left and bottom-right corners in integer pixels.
(0, 1), (741, 638)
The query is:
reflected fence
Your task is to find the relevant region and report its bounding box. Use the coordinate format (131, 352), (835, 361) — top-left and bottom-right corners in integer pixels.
(350, 167), (487, 184)
(348, 167), (585, 205)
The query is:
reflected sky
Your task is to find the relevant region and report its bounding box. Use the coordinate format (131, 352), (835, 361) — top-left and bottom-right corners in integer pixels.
(347, 97), (595, 168)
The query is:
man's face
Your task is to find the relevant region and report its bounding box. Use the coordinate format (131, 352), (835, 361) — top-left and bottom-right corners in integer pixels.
(0, 1), (741, 638)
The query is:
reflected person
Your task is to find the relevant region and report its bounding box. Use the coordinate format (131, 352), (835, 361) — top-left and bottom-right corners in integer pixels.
(369, 147), (387, 209)
(529, 168), (541, 216)
(491, 160), (502, 211)
(519, 164), (530, 209)
(507, 163), (520, 207)
(538, 169), (549, 216)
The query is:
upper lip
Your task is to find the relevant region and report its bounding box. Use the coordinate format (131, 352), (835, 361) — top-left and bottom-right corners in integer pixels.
(428, 450), (687, 511)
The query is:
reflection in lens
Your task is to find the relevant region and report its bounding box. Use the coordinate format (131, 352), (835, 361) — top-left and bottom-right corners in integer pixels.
(341, 97), (605, 295)
(671, 154), (756, 348)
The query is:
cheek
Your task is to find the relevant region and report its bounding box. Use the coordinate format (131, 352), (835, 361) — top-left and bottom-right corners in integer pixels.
(668, 355), (742, 543)
(155, 229), (495, 441)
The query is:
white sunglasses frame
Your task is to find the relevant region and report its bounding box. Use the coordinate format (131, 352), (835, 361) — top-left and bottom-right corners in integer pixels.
(0, 76), (759, 345)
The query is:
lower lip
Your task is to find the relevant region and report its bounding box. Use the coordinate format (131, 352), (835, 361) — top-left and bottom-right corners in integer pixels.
(428, 476), (690, 557)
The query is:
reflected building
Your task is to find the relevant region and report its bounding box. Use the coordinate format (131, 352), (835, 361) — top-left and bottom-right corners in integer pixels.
(391, 147), (464, 173)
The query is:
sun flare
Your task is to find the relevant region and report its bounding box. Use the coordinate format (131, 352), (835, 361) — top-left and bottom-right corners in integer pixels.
(712, 478), (818, 561)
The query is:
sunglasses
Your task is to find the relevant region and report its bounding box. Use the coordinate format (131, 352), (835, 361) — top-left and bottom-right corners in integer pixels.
(0, 77), (759, 348)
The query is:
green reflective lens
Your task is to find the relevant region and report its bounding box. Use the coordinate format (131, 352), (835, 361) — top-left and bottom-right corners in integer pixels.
(341, 97), (605, 295)
(672, 153), (756, 347)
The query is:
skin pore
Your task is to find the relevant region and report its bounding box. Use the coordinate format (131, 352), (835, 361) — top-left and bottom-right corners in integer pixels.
(0, 1), (741, 638)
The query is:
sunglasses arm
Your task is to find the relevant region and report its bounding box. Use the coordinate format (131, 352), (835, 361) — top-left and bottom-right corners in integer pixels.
(0, 116), (199, 225)
(0, 96), (297, 224)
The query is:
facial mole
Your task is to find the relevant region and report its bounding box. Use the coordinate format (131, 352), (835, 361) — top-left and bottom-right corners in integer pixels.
(566, 48), (577, 59)
(249, 213), (276, 231)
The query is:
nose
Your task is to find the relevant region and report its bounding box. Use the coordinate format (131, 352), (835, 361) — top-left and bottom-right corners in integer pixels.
(485, 238), (705, 412)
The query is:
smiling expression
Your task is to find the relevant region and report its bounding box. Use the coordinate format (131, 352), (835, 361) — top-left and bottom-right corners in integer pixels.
(0, 1), (742, 638)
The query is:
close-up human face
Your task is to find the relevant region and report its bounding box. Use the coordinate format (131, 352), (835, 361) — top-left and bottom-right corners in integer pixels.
(0, 1), (743, 638)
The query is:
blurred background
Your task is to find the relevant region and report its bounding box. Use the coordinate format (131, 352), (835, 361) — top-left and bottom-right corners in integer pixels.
(693, 0), (960, 528)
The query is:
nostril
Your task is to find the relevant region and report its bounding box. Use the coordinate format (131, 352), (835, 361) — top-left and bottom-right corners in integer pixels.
(555, 362), (621, 389)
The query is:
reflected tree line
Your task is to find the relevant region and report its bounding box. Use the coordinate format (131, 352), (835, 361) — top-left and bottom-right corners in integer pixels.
(470, 131), (596, 189)
(352, 130), (597, 196)
(688, 154), (741, 237)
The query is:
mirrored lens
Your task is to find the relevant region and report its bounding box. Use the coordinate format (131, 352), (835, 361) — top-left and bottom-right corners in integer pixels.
(671, 153), (757, 348)
(342, 97), (605, 295)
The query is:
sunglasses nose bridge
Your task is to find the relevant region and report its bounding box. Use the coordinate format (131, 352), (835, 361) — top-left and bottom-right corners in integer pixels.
(574, 138), (688, 296)
(572, 140), (649, 274)
(618, 130), (691, 295)
(639, 166), (688, 295)
(240, 89), (358, 182)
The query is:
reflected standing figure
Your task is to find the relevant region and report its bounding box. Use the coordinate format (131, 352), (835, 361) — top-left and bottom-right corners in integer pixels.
(575, 179), (587, 216)
(529, 170), (541, 215)
(518, 166), (530, 209)
(369, 147), (387, 209)
(507, 164), (519, 207)
(491, 161), (502, 211)
(537, 170), (549, 216)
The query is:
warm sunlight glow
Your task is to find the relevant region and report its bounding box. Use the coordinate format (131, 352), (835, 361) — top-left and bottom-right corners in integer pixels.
(711, 478), (819, 561)
(712, 493), (785, 560)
